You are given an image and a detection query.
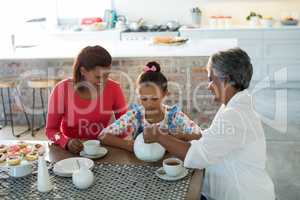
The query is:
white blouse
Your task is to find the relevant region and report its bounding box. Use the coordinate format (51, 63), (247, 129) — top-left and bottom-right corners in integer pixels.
(184, 90), (275, 200)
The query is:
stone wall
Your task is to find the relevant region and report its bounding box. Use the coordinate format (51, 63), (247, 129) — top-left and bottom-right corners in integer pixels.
(0, 57), (217, 128)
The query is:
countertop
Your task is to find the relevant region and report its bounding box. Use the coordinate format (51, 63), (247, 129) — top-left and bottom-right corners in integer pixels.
(0, 39), (237, 60)
(180, 25), (300, 31)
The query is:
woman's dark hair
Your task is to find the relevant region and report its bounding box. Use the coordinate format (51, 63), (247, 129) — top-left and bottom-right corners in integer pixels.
(72, 45), (112, 84)
(210, 47), (253, 91)
(137, 61), (168, 92)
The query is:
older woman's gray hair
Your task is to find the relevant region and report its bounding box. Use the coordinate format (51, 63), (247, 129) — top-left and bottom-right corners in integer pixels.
(210, 48), (253, 91)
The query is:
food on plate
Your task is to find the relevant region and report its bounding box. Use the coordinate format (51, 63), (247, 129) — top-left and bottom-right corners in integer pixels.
(33, 143), (45, 155)
(7, 144), (21, 156)
(33, 144), (42, 151)
(25, 151), (38, 161)
(7, 156), (21, 166)
(0, 142), (44, 166)
(152, 36), (188, 45)
(0, 144), (7, 153)
(0, 153), (7, 163)
(153, 36), (174, 44)
(7, 144), (20, 152)
(17, 141), (28, 149)
(19, 146), (32, 155)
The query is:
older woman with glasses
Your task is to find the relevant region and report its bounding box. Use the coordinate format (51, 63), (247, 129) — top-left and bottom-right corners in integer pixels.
(144, 48), (275, 200)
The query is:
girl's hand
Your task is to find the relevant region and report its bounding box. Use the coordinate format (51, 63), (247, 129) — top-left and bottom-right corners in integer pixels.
(143, 125), (168, 143)
(143, 125), (159, 143)
(67, 139), (83, 154)
(125, 140), (134, 152)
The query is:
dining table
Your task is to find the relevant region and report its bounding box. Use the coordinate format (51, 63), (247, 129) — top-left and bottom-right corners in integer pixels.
(0, 140), (203, 200)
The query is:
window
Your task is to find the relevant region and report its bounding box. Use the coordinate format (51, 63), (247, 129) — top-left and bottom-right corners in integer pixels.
(0, 0), (111, 33)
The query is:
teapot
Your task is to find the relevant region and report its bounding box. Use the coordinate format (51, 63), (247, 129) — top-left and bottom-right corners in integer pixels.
(133, 133), (165, 162)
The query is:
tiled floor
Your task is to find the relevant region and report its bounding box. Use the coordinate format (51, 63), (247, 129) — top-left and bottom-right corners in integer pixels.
(0, 126), (46, 141)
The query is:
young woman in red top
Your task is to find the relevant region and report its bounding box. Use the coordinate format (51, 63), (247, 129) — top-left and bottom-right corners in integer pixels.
(46, 45), (131, 154)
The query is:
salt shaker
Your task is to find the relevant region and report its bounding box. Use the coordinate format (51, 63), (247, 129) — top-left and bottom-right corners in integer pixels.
(37, 153), (53, 192)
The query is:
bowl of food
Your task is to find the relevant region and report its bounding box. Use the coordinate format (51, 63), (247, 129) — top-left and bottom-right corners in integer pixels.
(281, 17), (298, 26)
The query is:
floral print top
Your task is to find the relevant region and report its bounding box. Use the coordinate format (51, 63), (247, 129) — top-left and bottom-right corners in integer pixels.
(101, 104), (201, 139)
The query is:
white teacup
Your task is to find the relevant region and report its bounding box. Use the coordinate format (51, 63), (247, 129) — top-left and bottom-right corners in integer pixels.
(83, 140), (101, 155)
(9, 163), (33, 178)
(163, 158), (184, 177)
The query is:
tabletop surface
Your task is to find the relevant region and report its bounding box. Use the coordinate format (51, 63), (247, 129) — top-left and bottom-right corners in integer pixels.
(1, 140), (203, 200)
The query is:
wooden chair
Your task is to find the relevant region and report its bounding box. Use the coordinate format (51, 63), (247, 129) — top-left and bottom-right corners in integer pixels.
(27, 78), (61, 136)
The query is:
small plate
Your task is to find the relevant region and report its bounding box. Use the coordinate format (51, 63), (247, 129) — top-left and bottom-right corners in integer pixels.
(155, 167), (189, 181)
(79, 147), (108, 159)
(53, 157), (94, 177)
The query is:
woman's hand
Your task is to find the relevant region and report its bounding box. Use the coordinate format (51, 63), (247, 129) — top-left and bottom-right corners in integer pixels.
(67, 139), (83, 154)
(144, 125), (191, 161)
(99, 133), (134, 152)
(172, 132), (201, 141)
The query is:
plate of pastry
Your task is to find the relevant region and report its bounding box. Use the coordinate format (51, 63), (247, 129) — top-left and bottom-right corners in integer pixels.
(150, 36), (189, 46)
(0, 142), (45, 168)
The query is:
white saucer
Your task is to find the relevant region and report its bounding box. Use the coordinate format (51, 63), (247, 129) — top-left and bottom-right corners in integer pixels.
(79, 147), (108, 159)
(53, 157), (94, 177)
(155, 167), (189, 181)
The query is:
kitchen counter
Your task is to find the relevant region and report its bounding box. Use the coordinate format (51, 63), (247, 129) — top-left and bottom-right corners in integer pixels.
(0, 39), (237, 60)
(180, 25), (300, 31)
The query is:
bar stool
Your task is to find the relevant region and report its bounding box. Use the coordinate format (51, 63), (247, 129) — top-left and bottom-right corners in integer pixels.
(0, 79), (31, 137)
(28, 78), (61, 136)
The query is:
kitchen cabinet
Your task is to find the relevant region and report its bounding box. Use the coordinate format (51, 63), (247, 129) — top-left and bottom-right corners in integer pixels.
(179, 27), (300, 84)
(265, 60), (300, 83)
(263, 29), (300, 85)
(46, 30), (121, 43)
(264, 40), (300, 59)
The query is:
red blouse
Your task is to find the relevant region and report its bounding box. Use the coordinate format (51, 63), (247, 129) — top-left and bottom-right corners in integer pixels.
(45, 78), (127, 149)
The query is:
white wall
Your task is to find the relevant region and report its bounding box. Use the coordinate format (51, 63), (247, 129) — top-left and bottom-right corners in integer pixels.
(114, 0), (300, 25)
(113, 0), (198, 24)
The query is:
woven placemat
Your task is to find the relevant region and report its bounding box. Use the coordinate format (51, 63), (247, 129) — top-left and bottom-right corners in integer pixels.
(0, 163), (193, 200)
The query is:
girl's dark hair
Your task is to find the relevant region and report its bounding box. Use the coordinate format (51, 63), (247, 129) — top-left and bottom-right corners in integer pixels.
(72, 45), (112, 84)
(138, 61), (168, 92)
